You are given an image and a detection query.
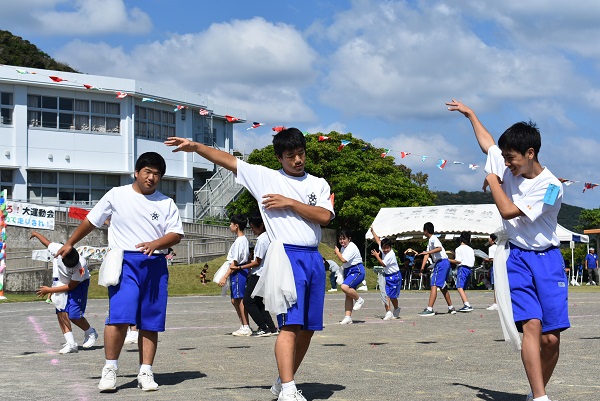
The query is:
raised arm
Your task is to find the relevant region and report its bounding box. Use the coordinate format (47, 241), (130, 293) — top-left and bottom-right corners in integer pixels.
(30, 231), (51, 247)
(55, 218), (96, 258)
(446, 99), (496, 154)
(165, 137), (238, 174)
(370, 226), (381, 246)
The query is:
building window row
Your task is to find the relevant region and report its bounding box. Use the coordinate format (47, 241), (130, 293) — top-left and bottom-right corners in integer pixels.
(135, 105), (176, 141)
(27, 171), (121, 205)
(0, 169), (13, 199)
(27, 95), (121, 133)
(0, 92), (13, 125)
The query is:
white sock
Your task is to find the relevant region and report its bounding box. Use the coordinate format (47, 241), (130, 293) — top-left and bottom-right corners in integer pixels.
(448, 305), (454, 310)
(464, 302), (471, 307)
(139, 364), (152, 373)
(242, 325), (250, 330)
(64, 331), (75, 345)
(426, 307), (433, 311)
(105, 359), (118, 369)
(281, 381), (297, 395)
(533, 396), (549, 401)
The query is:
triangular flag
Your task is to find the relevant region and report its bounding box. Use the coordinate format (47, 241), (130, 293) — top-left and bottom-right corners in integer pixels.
(115, 92), (128, 99)
(142, 97), (159, 103)
(303, 131), (310, 136)
(247, 122), (264, 130)
(583, 183), (599, 193)
(400, 152), (411, 158)
(318, 136), (330, 141)
(272, 126), (286, 132)
(436, 159), (448, 169)
(68, 206), (90, 221)
(558, 178), (576, 186)
(468, 164), (479, 170)
(338, 140), (351, 151)
(15, 69), (30, 74)
(381, 149), (391, 157)
(199, 108), (210, 116)
(421, 155), (429, 162)
(83, 84), (99, 90)
(226, 115), (241, 122)
(49, 76), (66, 82)
(174, 105), (186, 112)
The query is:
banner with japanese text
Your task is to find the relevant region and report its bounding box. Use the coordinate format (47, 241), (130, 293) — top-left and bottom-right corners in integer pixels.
(6, 202), (56, 230)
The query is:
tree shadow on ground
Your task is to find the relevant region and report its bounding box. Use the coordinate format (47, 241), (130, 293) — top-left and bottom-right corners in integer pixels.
(215, 383), (345, 400)
(453, 382), (524, 400)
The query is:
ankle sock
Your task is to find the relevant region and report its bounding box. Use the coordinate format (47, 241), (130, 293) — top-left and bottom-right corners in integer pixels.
(281, 380), (297, 395)
(105, 359), (118, 369)
(63, 331), (75, 345)
(139, 364), (152, 373)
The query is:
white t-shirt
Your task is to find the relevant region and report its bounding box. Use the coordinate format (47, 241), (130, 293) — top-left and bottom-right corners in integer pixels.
(485, 145), (562, 250)
(341, 241), (363, 269)
(227, 235), (250, 266)
(427, 235), (448, 263)
(380, 246), (400, 274)
(454, 244), (475, 268)
(488, 244), (497, 260)
(235, 160), (335, 247)
(251, 232), (270, 276)
(86, 184), (184, 251)
(48, 242), (89, 284)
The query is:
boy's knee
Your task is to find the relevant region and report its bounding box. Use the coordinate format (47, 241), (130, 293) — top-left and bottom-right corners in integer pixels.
(541, 331), (560, 351)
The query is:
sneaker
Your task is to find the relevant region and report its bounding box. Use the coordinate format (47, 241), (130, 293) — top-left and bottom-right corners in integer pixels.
(254, 329), (272, 337)
(486, 303), (498, 311)
(525, 391), (533, 401)
(447, 307), (457, 315)
(328, 288), (338, 292)
(418, 309), (435, 317)
(98, 365), (118, 391)
(357, 285), (368, 291)
(586, 282), (591, 286)
(339, 316), (353, 325)
(59, 342), (78, 354)
(353, 297), (365, 311)
(82, 328), (98, 348)
(383, 311), (393, 320)
(45, 298), (53, 304)
(137, 371), (159, 391)
(270, 378), (282, 396)
(392, 307), (401, 318)
(270, 330), (280, 336)
(124, 329), (138, 344)
(278, 389), (307, 401)
(458, 305), (474, 313)
(232, 327), (252, 337)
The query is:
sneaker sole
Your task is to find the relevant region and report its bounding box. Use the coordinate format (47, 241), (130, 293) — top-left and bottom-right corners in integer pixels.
(418, 313), (435, 317)
(138, 385), (159, 392)
(270, 386), (281, 396)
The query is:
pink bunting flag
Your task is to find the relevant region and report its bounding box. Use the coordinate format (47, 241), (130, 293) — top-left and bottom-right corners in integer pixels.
(226, 115), (241, 123)
(49, 76), (66, 82)
(115, 92), (128, 99)
(199, 108), (210, 116)
(436, 159), (447, 169)
(318, 136), (330, 141)
(400, 152), (411, 158)
(247, 122), (264, 130)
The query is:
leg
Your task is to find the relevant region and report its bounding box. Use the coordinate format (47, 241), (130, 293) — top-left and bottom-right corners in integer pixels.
(440, 287), (453, 306)
(427, 285), (438, 308)
(390, 297), (399, 309)
(232, 298), (248, 325)
(57, 312), (73, 334)
(540, 330), (561, 387)
(138, 330), (158, 365)
(384, 296), (391, 312)
(520, 319), (545, 398)
(70, 317), (91, 332)
(329, 272), (337, 289)
(275, 325), (301, 383)
(457, 288), (468, 304)
(104, 323), (129, 360)
(244, 275), (266, 330)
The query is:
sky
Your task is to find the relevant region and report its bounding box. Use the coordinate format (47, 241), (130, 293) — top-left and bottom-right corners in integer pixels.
(1, 0), (599, 210)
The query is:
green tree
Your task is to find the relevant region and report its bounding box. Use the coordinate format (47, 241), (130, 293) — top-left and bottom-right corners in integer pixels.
(0, 30), (77, 72)
(227, 132), (435, 231)
(577, 208), (600, 231)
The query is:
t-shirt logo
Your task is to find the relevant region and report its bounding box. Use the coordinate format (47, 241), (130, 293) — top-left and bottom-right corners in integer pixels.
(307, 193), (317, 206)
(151, 212), (159, 220)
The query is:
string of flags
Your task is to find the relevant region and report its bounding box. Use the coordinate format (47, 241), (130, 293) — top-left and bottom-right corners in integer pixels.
(3, 65), (597, 194)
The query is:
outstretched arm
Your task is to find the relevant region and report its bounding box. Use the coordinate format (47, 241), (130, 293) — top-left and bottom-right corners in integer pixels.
(446, 99), (496, 154)
(55, 219), (96, 258)
(262, 194), (332, 226)
(370, 226), (381, 246)
(30, 231), (51, 247)
(165, 137), (238, 174)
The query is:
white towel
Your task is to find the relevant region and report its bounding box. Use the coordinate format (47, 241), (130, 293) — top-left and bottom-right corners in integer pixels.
(98, 249), (123, 287)
(252, 240), (297, 315)
(212, 261), (231, 297)
(493, 229), (522, 351)
(32, 249), (52, 262)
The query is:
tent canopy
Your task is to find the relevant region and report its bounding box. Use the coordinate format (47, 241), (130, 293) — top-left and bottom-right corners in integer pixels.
(366, 204), (589, 243)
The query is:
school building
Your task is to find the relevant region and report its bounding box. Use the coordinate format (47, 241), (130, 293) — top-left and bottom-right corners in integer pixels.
(0, 65), (246, 220)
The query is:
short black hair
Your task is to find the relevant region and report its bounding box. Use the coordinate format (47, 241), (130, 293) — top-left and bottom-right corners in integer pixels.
(273, 128), (306, 158)
(423, 222), (434, 235)
(381, 238), (393, 248)
(490, 233), (497, 242)
(497, 121), (541, 158)
(62, 248), (80, 268)
(230, 214), (247, 231)
(248, 214), (264, 229)
(459, 231), (471, 246)
(339, 229), (353, 241)
(135, 152), (166, 176)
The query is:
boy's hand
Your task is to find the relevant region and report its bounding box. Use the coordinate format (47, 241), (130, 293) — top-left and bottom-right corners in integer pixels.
(136, 240), (159, 256)
(55, 243), (73, 259)
(218, 278), (227, 287)
(262, 194), (291, 210)
(164, 137), (198, 153)
(483, 173), (502, 193)
(36, 286), (51, 297)
(29, 231), (39, 240)
(446, 99), (473, 117)
(370, 249), (380, 257)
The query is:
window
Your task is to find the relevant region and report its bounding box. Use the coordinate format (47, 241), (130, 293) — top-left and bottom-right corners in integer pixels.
(27, 170), (121, 205)
(27, 95), (120, 133)
(203, 128), (217, 146)
(135, 105), (176, 141)
(158, 178), (177, 204)
(0, 169), (13, 199)
(0, 92), (14, 125)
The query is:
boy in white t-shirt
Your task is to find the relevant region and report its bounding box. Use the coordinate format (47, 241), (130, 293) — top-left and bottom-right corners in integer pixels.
(370, 226), (402, 320)
(31, 231), (97, 354)
(165, 128), (334, 401)
(448, 232), (475, 313)
(485, 234), (499, 310)
(448, 99), (569, 401)
(335, 230), (366, 325)
(218, 214), (251, 337)
(418, 222), (456, 316)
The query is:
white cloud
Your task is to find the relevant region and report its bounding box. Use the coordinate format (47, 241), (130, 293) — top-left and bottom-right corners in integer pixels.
(233, 129), (274, 155)
(0, 0), (152, 35)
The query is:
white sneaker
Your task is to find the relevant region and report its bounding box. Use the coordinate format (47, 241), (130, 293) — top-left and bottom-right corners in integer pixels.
(232, 327), (252, 337)
(82, 328), (98, 348)
(383, 311), (393, 320)
(327, 288), (338, 292)
(124, 329), (138, 344)
(486, 303), (498, 311)
(278, 389), (307, 401)
(586, 282), (591, 286)
(270, 378), (282, 396)
(392, 307), (401, 318)
(353, 297), (364, 311)
(340, 316), (353, 325)
(357, 285), (368, 292)
(59, 342), (78, 354)
(137, 371), (159, 391)
(98, 365), (118, 391)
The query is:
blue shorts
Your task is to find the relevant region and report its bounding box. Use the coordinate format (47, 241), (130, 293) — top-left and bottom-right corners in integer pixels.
(508, 244), (570, 333)
(430, 259), (451, 288)
(343, 263), (366, 289)
(456, 266), (472, 289)
(56, 279), (89, 320)
(107, 252), (169, 332)
(230, 269), (248, 299)
(385, 272), (402, 299)
(277, 245), (325, 331)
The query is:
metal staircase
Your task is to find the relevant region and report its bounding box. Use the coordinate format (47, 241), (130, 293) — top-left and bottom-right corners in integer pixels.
(194, 160), (245, 219)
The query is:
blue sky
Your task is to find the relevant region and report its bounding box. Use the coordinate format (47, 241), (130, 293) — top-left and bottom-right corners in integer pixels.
(2, 0), (599, 210)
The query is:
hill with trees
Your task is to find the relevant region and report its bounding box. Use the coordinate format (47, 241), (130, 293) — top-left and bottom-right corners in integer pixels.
(0, 30), (77, 72)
